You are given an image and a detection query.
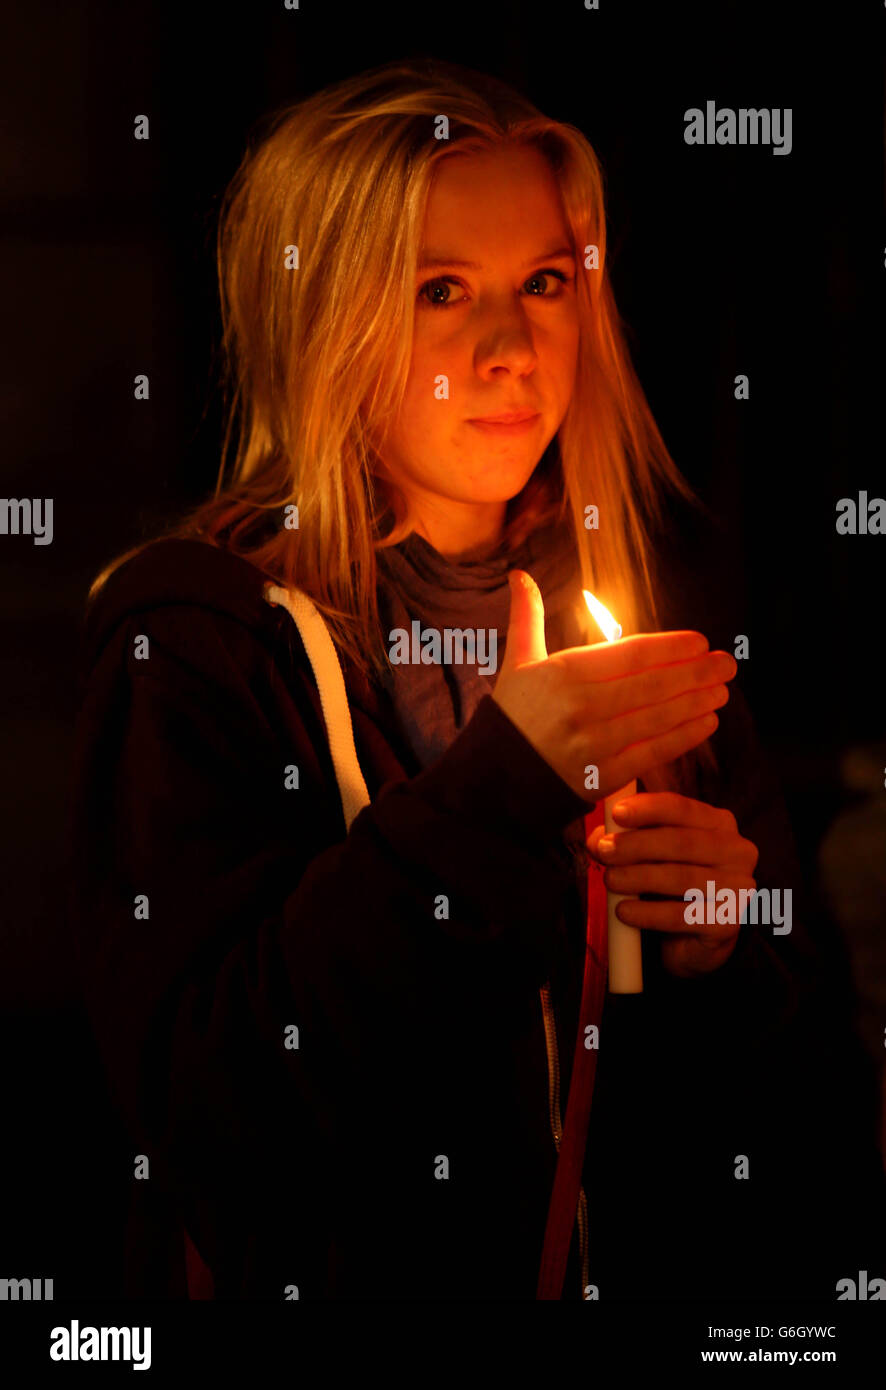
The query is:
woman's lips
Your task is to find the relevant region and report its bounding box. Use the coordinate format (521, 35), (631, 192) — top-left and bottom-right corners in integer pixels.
(467, 412), (541, 435)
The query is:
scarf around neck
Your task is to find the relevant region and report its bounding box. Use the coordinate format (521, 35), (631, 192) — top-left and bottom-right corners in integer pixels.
(375, 516), (585, 769)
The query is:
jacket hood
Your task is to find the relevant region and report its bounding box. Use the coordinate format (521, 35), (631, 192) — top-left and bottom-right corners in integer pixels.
(78, 538), (277, 678)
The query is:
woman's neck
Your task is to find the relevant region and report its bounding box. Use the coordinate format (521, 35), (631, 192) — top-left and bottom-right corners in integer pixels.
(411, 505), (507, 562)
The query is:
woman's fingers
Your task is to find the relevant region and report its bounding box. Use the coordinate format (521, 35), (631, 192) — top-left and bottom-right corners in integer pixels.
(578, 684), (726, 764)
(614, 895), (752, 934)
(588, 650), (737, 721)
(591, 825), (758, 873)
(612, 681), (730, 752)
(604, 862), (757, 899)
(563, 630), (710, 682)
(604, 711), (721, 792)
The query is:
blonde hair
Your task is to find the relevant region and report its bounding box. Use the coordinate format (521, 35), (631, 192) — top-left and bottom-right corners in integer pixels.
(90, 58), (717, 790)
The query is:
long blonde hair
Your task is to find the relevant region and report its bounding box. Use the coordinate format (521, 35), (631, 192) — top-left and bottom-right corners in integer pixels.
(89, 58), (717, 789)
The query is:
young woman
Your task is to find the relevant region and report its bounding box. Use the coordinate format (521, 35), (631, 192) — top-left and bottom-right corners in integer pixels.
(68, 59), (854, 1301)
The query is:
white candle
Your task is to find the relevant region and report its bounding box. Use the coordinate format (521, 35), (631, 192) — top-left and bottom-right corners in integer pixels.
(583, 590), (644, 994)
(603, 777), (642, 993)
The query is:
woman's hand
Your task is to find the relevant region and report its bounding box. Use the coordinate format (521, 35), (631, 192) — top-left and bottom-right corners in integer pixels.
(492, 571), (736, 803)
(586, 791), (760, 978)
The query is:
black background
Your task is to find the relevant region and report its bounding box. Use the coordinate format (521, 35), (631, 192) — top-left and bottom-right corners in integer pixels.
(1, 0), (883, 1297)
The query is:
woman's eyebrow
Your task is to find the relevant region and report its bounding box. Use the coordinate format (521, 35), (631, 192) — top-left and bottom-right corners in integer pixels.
(417, 244), (575, 271)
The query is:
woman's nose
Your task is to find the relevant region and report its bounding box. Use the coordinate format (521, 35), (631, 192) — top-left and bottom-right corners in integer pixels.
(474, 311), (537, 375)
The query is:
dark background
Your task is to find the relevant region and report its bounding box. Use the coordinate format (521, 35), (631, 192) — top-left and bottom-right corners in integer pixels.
(1, 0), (884, 1296)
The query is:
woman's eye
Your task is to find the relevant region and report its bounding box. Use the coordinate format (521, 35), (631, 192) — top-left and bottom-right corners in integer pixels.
(417, 269), (572, 310)
(524, 270), (571, 296)
(418, 277), (468, 309)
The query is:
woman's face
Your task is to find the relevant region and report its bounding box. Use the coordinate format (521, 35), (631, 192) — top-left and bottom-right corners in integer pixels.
(377, 144), (580, 556)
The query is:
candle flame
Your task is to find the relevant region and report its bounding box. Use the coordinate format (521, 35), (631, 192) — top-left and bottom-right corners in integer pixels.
(583, 589), (622, 643)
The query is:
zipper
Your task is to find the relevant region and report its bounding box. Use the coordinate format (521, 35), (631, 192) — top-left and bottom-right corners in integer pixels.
(539, 982), (590, 1297)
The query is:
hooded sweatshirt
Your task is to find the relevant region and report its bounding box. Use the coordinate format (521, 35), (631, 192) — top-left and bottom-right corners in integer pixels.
(65, 535), (884, 1301)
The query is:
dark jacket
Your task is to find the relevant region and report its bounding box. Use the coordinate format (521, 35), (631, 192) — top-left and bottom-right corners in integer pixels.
(66, 537), (884, 1300)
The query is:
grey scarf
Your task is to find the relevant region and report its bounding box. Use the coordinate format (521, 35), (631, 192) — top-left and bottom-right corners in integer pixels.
(375, 516), (584, 769)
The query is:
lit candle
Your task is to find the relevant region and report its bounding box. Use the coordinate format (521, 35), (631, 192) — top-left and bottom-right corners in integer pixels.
(582, 590), (643, 994)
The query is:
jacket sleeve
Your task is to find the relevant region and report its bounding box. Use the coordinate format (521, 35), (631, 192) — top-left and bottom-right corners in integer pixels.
(68, 600), (590, 1288)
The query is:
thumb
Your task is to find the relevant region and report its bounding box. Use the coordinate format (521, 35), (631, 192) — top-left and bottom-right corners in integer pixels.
(501, 569), (549, 671)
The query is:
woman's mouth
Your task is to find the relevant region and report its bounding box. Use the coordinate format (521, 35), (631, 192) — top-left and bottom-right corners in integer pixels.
(467, 411), (541, 435)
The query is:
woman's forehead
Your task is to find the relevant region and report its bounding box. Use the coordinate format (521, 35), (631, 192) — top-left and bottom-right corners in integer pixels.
(421, 148), (571, 254)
